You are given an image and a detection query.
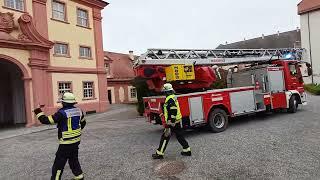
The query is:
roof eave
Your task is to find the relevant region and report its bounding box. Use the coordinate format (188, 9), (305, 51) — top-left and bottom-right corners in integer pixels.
(80, 0), (109, 9)
(298, 6), (320, 15)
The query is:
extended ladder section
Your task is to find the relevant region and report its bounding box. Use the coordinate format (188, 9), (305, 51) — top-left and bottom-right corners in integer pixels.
(135, 48), (305, 66)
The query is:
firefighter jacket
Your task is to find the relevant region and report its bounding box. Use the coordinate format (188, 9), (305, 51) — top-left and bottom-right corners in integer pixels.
(163, 94), (182, 125)
(34, 106), (86, 145)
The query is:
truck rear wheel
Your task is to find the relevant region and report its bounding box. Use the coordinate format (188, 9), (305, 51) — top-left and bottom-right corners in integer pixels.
(208, 108), (228, 133)
(288, 95), (298, 113)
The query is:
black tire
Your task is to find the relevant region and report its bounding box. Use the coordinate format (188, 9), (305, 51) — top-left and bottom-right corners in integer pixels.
(288, 95), (298, 113)
(208, 108), (229, 133)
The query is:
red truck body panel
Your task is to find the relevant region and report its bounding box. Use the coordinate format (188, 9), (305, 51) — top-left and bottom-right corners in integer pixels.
(143, 60), (307, 130)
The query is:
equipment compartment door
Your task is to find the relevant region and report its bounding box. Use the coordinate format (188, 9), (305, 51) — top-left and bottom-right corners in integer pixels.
(230, 90), (256, 115)
(188, 96), (204, 124)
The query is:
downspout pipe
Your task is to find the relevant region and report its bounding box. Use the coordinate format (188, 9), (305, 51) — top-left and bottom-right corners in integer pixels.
(307, 12), (314, 84)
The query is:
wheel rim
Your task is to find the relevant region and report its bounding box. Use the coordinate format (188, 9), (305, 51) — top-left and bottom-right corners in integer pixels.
(213, 113), (225, 128)
(294, 99), (298, 108)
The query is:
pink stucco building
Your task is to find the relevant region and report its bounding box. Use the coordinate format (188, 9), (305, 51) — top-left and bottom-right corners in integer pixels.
(105, 51), (137, 104)
(0, 0), (109, 127)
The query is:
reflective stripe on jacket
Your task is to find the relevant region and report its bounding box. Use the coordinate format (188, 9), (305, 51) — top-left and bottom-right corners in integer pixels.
(58, 107), (83, 144)
(164, 94), (182, 123)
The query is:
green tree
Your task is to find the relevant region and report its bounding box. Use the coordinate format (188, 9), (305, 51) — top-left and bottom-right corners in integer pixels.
(132, 77), (150, 116)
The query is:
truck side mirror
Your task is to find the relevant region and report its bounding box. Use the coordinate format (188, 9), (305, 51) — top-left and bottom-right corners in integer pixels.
(307, 67), (313, 76)
(306, 63), (313, 76)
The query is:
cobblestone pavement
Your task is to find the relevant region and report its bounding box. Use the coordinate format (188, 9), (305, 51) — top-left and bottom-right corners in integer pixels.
(1, 95), (320, 180)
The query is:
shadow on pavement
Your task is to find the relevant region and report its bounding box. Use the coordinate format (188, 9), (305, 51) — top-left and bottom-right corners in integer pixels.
(178, 109), (307, 138)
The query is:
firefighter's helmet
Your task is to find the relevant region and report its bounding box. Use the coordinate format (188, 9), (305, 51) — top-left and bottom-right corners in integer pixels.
(162, 83), (174, 92)
(61, 92), (77, 104)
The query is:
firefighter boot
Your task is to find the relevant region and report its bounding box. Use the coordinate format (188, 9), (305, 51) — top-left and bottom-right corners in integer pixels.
(181, 147), (191, 156)
(152, 150), (164, 159)
(72, 173), (84, 180)
(152, 153), (164, 159)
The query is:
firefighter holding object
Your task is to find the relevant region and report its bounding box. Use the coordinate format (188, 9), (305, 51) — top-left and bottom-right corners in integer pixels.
(33, 92), (86, 180)
(152, 83), (191, 159)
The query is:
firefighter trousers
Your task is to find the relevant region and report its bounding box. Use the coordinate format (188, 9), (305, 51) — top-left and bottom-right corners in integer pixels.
(51, 143), (83, 180)
(157, 124), (190, 155)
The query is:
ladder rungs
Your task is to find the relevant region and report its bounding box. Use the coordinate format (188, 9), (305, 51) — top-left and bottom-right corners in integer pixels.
(136, 48), (305, 66)
(137, 57), (280, 65)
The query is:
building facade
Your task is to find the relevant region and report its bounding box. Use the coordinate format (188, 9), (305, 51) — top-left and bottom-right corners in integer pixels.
(298, 0), (320, 83)
(105, 51), (137, 104)
(0, 0), (108, 127)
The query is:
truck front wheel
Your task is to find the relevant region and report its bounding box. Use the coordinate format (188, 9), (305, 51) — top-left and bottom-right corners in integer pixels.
(288, 95), (298, 113)
(208, 108), (229, 133)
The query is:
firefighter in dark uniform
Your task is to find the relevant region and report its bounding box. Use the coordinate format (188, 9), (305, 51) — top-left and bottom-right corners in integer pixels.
(152, 83), (191, 159)
(33, 92), (86, 180)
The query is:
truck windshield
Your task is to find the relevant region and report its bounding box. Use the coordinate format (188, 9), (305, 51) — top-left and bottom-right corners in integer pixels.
(289, 63), (298, 76)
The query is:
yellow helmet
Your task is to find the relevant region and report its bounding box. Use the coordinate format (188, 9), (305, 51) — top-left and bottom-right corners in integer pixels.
(61, 92), (77, 104)
(162, 83), (174, 92)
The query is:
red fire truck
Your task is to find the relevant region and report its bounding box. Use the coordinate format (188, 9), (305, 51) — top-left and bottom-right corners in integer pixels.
(135, 48), (311, 133)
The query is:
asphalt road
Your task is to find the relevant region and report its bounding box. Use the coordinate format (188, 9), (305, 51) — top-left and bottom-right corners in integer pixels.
(0, 95), (320, 180)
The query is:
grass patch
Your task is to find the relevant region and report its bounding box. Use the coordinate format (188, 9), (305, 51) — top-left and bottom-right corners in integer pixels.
(304, 84), (320, 95)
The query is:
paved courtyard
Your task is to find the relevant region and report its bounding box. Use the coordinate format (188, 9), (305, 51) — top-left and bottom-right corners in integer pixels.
(1, 95), (320, 180)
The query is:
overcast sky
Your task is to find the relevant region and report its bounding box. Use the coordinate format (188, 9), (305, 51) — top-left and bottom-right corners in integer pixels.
(101, 0), (301, 55)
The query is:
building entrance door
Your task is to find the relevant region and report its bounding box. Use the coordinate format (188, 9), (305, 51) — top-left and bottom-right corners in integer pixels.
(0, 60), (26, 127)
(108, 90), (112, 104)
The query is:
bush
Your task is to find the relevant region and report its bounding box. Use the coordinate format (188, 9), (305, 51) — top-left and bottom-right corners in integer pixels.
(211, 80), (226, 89)
(304, 84), (320, 95)
(211, 69), (228, 89)
(132, 77), (151, 116)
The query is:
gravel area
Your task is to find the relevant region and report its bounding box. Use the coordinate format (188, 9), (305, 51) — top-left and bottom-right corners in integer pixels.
(0, 95), (320, 180)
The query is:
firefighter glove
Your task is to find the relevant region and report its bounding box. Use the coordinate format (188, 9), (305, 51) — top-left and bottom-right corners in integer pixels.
(164, 128), (171, 137)
(166, 120), (175, 127)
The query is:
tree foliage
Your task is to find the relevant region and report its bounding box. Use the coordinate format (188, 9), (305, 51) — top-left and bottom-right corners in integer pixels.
(132, 77), (151, 116)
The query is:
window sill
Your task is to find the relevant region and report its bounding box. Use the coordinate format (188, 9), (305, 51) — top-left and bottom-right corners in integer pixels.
(2, 6), (25, 13)
(76, 24), (91, 30)
(53, 54), (71, 58)
(79, 56), (93, 60)
(82, 97), (97, 101)
(51, 18), (70, 24)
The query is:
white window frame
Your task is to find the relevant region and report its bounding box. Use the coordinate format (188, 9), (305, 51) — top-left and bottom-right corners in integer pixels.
(105, 63), (111, 77)
(4, 0), (24, 11)
(52, 0), (66, 21)
(128, 86), (138, 102)
(79, 46), (92, 58)
(77, 8), (89, 27)
(83, 82), (94, 99)
(130, 88), (137, 99)
(54, 43), (68, 56)
(58, 82), (72, 96)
